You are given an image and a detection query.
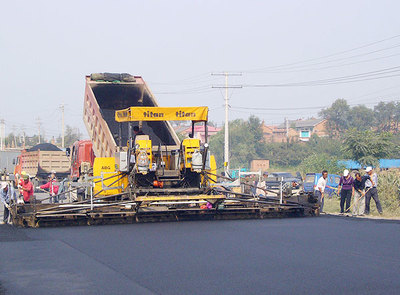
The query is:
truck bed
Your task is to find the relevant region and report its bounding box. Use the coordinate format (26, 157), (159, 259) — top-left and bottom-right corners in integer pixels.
(19, 150), (70, 178)
(84, 74), (180, 157)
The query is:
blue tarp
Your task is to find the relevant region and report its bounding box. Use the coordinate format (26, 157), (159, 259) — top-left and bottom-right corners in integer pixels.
(338, 160), (362, 169)
(338, 159), (400, 169)
(379, 159), (400, 168)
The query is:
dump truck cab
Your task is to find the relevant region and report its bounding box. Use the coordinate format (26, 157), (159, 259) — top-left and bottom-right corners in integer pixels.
(70, 140), (95, 180)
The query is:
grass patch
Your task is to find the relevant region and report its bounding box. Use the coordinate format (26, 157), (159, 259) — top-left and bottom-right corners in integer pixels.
(323, 192), (399, 218)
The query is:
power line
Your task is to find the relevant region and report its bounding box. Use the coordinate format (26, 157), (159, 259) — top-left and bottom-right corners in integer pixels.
(241, 65), (400, 87)
(253, 52), (400, 74)
(148, 72), (211, 85)
(153, 85), (213, 94)
(246, 43), (400, 74)
(231, 97), (400, 113)
(241, 33), (400, 73)
(149, 74), (220, 86)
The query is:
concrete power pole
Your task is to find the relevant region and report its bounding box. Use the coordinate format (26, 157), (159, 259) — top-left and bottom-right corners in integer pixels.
(61, 103), (65, 148)
(21, 125), (26, 149)
(12, 125), (17, 148)
(212, 72), (242, 175)
(286, 118), (289, 140)
(36, 117), (42, 144)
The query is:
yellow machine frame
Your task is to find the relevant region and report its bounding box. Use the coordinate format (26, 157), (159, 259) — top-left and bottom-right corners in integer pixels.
(181, 138), (201, 170)
(93, 106), (215, 196)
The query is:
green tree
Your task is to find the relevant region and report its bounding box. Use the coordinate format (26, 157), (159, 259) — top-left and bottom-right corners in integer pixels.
(374, 101), (396, 132)
(307, 134), (344, 158)
(247, 115), (266, 155)
(264, 142), (309, 167)
(319, 99), (350, 136)
(56, 125), (82, 147)
(299, 153), (345, 175)
(342, 129), (394, 166)
(209, 117), (265, 169)
(348, 105), (375, 130)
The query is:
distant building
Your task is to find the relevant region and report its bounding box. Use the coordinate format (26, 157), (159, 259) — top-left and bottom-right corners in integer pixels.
(173, 124), (221, 142)
(262, 124), (298, 143)
(262, 118), (328, 143)
(250, 159), (269, 172)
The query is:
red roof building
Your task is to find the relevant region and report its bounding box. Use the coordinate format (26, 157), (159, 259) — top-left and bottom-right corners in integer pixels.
(182, 125), (221, 143)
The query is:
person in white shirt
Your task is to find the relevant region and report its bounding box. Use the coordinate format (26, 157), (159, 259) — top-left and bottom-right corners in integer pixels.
(314, 170), (328, 213)
(364, 167), (382, 215)
(256, 172), (268, 196)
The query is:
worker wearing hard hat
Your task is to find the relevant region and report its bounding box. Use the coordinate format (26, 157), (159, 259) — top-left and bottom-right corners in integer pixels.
(39, 173), (59, 203)
(364, 167), (383, 215)
(20, 174), (34, 204)
(0, 182), (16, 224)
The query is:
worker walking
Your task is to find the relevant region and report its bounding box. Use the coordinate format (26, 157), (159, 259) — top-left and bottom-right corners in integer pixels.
(39, 173), (59, 203)
(314, 170), (328, 213)
(352, 172), (365, 216)
(364, 167), (383, 215)
(0, 182), (16, 224)
(338, 169), (354, 214)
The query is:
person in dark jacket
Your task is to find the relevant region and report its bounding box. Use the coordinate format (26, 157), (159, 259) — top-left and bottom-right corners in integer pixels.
(338, 169), (354, 214)
(352, 172), (365, 216)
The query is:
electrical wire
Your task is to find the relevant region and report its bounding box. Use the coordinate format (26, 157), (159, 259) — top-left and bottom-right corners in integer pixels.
(241, 65), (400, 87)
(241, 33), (400, 73)
(253, 52), (400, 74)
(148, 72), (213, 85)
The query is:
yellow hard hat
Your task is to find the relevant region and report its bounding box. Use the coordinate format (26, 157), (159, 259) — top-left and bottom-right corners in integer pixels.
(21, 171), (27, 176)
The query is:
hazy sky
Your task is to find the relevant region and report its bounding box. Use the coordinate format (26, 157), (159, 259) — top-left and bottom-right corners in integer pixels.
(1, 0), (400, 140)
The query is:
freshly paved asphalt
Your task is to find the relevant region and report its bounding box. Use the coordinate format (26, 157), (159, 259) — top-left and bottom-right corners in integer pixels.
(0, 216), (399, 295)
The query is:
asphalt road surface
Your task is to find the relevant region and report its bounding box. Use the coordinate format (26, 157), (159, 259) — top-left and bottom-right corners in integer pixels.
(0, 216), (399, 295)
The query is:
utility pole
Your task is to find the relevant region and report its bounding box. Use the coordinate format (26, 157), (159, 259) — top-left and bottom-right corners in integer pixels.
(212, 72), (242, 175)
(21, 125), (26, 149)
(36, 117), (42, 144)
(12, 125), (17, 148)
(60, 103), (65, 148)
(285, 118), (289, 139)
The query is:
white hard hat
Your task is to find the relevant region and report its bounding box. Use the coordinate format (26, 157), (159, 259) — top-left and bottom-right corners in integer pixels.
(365, 167), (372, 172)
(343, 169), (349, 177)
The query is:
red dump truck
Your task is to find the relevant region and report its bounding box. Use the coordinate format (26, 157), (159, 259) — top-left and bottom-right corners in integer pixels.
(69, 140), (95, 180)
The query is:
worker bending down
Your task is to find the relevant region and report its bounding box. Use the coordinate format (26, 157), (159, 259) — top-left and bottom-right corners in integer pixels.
(0, 182), (16, 224)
